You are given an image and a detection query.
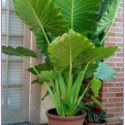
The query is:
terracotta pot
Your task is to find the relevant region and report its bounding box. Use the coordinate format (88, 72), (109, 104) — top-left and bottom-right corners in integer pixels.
(46, 108), (86, 125)
(84, 121), (107, 125)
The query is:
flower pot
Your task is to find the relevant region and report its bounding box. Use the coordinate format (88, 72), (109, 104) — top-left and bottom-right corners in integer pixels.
(84, 121), (107, 125)
(46, 108), (86, 125)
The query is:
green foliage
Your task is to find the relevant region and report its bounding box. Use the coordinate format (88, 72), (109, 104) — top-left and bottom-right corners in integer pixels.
(35, 32), (48, 55)
(75, 47), (117, 65)
(2, 0), (119, 117)
(96, 0), (120, 35)
(54, 0), (102, 34)
(48, 30), (94, 70)
(94, 62), (117, 80)
(84, 63), (98, 79)
(39, 70), (57, 82)
(90, 78), (102, 97)
(13, 0), (68, 37)
(28, 63), (53, 75)
(86, 109), (107, 123)
(88, 0), (120, 45)
(37, 30), (117, 116)
(2, 46), (36, 57)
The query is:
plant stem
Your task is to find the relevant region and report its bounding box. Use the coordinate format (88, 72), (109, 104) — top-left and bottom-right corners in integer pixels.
(41, 26), (50, 45)
(67, 38), (72, 100)
(71, 0), (74, 29)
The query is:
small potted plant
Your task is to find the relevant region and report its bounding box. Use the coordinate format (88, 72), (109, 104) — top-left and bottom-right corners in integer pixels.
(83, 102), (107, 125)
(2, 0), (120, 125)
(85, 108), (107, 125)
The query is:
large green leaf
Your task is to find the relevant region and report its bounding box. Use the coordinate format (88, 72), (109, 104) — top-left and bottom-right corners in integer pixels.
(84, 63), (98, 79)
(75, 47), (117, 65)
(87, 0), (120, 46)
(39, 70), (57, 82)
(2, 46), (36, 57)
(90, 77), (102, 97)
(96, 0), (120, 35)
(54, 0), (102, 33)
(94, 62), (116, 80)
(28, 63), (53, 75)
(13, 0), (68, 38)
(48, 30), (94, 70)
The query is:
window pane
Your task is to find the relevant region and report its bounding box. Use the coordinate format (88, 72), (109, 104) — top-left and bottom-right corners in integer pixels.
(7, 88), (22, 109)
(2, 0), (7, 9)
(8, 62), (23, 85)
(2, 11), (7, 34)
(9, 0), (14, 10)
(9, 12), (24, 35)
(2, 62), (7, 84)
(2, 88), (6, 108)
(9, 36), (23, 47)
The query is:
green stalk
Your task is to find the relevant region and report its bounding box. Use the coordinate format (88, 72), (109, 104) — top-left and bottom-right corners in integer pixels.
(71, 0), (74, 29)
(41, 25), (50, 45)
(66, 38), (72, 100)
(78, 82), (91, 103)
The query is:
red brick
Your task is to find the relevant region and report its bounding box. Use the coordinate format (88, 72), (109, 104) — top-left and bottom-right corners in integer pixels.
(115, 93), (123, 97)
(115, 103), (123, 107)
(101, 1), (123, 124)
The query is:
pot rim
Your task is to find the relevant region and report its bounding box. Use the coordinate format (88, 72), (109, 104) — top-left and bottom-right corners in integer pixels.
(85, 121), (107, 125)
(46, 108), (86, 121)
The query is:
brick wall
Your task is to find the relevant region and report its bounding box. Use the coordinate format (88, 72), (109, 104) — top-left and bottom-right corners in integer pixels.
(102, 0), (123, 125)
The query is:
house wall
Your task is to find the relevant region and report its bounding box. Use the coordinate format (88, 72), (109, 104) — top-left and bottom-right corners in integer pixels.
(102, 0), (124, 125)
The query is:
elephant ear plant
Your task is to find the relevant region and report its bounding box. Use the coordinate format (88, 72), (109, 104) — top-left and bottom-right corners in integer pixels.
(2, 0), (119, 118)
(31, 30), (117, 116)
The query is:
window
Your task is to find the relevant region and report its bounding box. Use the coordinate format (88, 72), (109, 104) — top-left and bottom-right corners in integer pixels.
(2, 0), (24, 110)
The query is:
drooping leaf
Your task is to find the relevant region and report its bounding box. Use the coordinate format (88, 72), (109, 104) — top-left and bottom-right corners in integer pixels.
(2, 46), (36, 57)
(31, 78), (43, 84)
(41, 86), (54, 100)
(48, 30), (94, 70)
(75, 47), (117, 65)
(54, 0), (102, 33)
(13, 0), (68, 37)
(90, 77), (102, 97)
(28, 63), (53, 75)
(96, 0), (120, 35)
(39, 70), (57, 82)
(87, 0), (120, 46)
(84, 63), (98, 79)
(94, 62), (116, 80)
(91, 96), (104, 110)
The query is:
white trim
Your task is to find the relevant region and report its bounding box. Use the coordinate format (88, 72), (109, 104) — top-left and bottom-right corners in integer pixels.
(0, 0), (2, 124)
(29, 32), (33, 122)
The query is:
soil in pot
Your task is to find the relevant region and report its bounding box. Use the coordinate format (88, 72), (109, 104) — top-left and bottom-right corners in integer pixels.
(46, 108), (86, 125)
